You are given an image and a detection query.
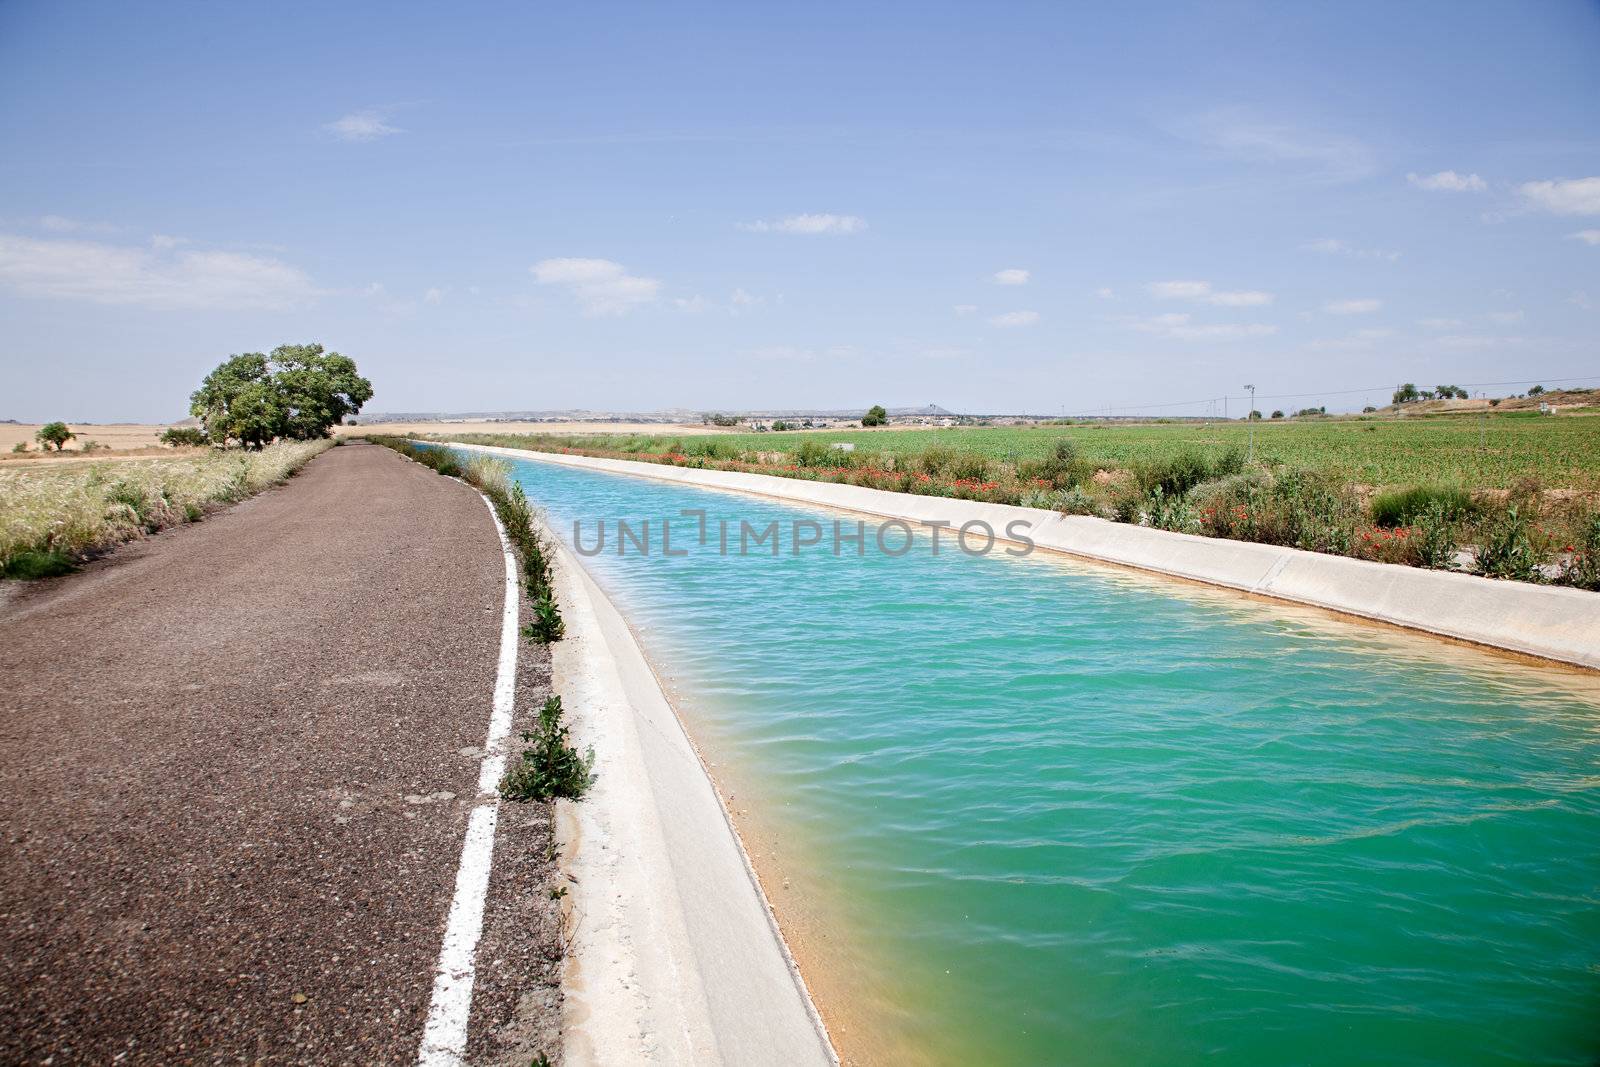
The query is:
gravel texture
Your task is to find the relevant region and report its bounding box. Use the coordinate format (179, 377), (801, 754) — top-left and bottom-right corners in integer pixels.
(0, 440), (561, 1065)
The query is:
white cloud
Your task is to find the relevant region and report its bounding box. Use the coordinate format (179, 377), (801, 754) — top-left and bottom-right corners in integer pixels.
(1147, 279), (1274, 306)
(1568, 229), (1600, 245)
(423, 287), (444, 305)
(0, 233), (318, 310)
(1569, 291), (1593, 310)
(739, 213), (866, 235)
(1126, 312), (1277, 341)
(1486, 309), (1524, 325)
(532, 257), (660, 316)
(1093, 287), (1114, 299)
(953, 303), (978, 316)
(325, 110), (403, 142)
(1417, 317), (1463, 329)
(1303, 237), (1402, 262)
(1519, 177), (1600, 215)
(989, 310), (1040, 328)
(730, 287), (759, 306)
(1407, 170), (1486, 192)
(993, 268), (1030, 285)
(1324, 298), (1382, 315)
(673, 294), (710, 313)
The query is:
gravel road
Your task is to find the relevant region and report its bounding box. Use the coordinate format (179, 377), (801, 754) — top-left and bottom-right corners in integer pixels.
(0, 440), (559, 1064)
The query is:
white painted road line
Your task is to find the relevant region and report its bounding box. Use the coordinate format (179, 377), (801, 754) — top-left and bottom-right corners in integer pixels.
(419, 490), (522, 1066)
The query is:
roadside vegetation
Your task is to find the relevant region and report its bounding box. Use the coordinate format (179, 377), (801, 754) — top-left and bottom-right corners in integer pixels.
(0, 440), (334, 579)
(432, 411), (1600, 590)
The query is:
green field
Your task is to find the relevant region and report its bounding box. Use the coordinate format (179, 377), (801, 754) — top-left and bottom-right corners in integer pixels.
(492, 413), (1600, 491)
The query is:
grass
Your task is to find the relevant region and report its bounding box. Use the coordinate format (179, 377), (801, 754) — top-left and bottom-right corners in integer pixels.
(0, 440), (334, 579)
(429, 415), (1600, 590)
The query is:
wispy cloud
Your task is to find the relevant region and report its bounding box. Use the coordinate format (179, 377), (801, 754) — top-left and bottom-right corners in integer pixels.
(37, 214), (121, 235)
(324, 109), (404, 142)
(953, 303), (978, 316)
(1324, 298), (1382, 315)
(1177, 110), (1375, 182)
(1303, 237), (1401, 262)
(1126, 312), (1277, 340)
(1519, 177), (1600, 215)
(993, 268), (1029, 285)
(1147, 279), (1273, 306)
(1568, 229), (1600, 245)
(1486, 309), (1524, 325)
(531, 257), (660, 316)
(1417, 317), (1463, 330)
(989, 310), (1040, 328)
(0, 233), (317, 310)
(1093, 287), (1115, 299)
(739, 213), (866, 235)
(1407, 170), (1486, 192)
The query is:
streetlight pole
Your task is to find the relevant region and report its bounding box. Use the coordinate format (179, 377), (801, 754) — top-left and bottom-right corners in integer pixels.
(1244, 384), (1256, 464)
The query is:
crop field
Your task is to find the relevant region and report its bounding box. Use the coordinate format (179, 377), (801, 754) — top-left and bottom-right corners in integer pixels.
(456, 413), (1600, 492)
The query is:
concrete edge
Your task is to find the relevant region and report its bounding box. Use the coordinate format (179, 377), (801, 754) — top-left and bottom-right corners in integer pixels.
(538, 510), (837, 1065)
(446, 442), (1600, 671)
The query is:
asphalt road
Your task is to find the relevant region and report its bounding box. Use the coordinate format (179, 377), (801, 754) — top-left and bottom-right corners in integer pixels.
(0, 441), (547, 1064)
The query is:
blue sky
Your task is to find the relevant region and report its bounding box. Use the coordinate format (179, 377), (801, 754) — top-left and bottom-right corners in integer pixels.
(1, 1), (1597, 421)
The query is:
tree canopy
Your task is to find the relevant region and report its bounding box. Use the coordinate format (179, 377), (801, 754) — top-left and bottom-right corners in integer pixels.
(35, 422), (74, 451)
(862, 404), (888, 426)
(190, 344), (372, 447)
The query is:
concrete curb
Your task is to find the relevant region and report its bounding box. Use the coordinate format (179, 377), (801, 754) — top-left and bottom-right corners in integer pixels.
(540, 513), (837, 1065)
(448, 443), (1600, 671)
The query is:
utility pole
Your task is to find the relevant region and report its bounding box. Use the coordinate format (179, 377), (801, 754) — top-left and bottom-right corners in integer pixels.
(1479, 392), (1487, 450)
(1244, 384), (1256, 463)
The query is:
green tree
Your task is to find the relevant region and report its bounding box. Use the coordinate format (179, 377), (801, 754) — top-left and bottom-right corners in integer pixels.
(189, 344), (371, 447)
(34, 422), (75, 451)
(1393, 383), (1420, 405)
(862, 404), (888, 427)
(1528, 384), (1545, 396)
(271, 343), (373, 440)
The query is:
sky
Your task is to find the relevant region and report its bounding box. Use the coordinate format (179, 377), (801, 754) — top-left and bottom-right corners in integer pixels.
(1, 1), (1597, 421)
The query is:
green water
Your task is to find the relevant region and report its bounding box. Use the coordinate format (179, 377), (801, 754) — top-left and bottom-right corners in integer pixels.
(495, 452), (1600, 1066)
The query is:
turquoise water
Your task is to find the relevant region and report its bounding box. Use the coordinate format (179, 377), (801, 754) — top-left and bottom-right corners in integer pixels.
(493, 452), (1600, 1066)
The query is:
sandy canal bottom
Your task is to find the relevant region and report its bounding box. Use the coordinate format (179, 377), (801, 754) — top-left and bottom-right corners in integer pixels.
(490, 450), (1600, 1067)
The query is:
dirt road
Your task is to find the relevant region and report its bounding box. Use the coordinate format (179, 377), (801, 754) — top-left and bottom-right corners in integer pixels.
(0, 440), (557, 1064)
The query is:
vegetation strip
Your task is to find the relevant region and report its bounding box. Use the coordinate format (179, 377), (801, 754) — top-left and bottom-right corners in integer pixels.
(0, 439), (334, 579)
(431, 425), (1600, 590)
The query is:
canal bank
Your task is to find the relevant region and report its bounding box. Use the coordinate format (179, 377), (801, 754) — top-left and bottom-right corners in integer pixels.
(446, 442), (1600, 671)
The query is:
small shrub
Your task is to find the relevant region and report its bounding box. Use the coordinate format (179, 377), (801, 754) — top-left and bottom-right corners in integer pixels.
(500, 696), (593, 802)
(1412, 502), (1460, 570)
(1557, 512), (1600, 591)
(524, 592), (566, 643)
(1034, 439), (1091, 489)
(160, 427), (210, 447)
(10, 441), (26, 453)
(1370, 485), (1474, 528)
(1, 549), (76, 579)
(1473, 505), (1543, 582)
(1054, 486), (1109, 518)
